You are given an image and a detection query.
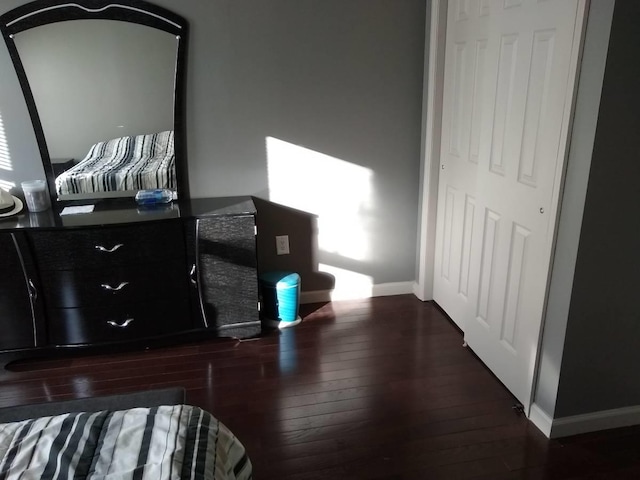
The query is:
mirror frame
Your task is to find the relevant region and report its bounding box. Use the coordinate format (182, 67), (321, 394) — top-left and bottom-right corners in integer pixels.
(0, 0), (189, 204)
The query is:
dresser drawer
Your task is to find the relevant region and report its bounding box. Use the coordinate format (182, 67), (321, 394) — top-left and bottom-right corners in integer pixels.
(48, 300), (191, 345)
(0, 233), (40, 351)
(40, 261), (188, 308)
(27, 221), (185, 270)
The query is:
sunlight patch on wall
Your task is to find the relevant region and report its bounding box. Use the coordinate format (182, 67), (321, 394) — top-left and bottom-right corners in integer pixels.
(266, 136), (374, 262)
(0, 112), (11, 172)
(0, 111), (15, 191)
(0, 179), (15, 191)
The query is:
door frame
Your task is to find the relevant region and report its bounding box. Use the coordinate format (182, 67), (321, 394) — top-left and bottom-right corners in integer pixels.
(414, 0), (447, 303)
(414, 0), (600, 431)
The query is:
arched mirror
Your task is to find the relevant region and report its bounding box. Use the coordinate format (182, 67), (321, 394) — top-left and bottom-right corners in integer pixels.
(0, 0), (189, 204)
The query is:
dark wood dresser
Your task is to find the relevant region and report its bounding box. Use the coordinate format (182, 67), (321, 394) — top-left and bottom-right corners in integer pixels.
(0, 196), (261, 365)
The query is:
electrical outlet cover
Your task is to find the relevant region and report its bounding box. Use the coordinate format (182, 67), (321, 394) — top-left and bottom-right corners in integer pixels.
(276, 235), (290, 255)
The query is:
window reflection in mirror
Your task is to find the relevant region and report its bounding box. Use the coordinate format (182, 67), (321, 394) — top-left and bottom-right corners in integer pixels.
(13, 19), (178, 201)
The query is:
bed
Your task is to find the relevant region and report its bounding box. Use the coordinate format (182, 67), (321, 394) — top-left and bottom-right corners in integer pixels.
(55, 130), (176, 196)
(0, 390), (252, 480)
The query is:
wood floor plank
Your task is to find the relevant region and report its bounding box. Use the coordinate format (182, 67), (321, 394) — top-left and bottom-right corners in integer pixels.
(1, 295), (639, 479)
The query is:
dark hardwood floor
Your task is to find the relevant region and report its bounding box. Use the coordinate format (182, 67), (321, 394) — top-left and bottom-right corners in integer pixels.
(1, 295), (640, 479)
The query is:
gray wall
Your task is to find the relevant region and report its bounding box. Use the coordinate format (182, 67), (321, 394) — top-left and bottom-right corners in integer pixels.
(533, 0), (614, 418)
(0, 0), (426, 292)
(554, 0), (640, 417)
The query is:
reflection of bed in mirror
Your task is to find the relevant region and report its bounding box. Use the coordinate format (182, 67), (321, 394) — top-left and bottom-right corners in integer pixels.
(55, 130), (176, 196)
(6, 8), (187, 202)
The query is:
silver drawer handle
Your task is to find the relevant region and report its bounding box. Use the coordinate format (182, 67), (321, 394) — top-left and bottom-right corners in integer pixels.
(28, 279), (38, 301)
(101, 282), (129, 292)
(107, 318), (134, 328)
(95, 243), (124, 253)
(189, 264), (197, 286)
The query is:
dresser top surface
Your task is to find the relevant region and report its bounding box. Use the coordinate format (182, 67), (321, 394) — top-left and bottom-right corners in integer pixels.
(0, 196), (256, 230)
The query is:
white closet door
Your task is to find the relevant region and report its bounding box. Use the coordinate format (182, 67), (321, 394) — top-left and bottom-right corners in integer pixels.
(433, 0), (585, 410)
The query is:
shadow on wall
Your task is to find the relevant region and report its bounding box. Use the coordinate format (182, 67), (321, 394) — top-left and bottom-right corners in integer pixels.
(252, 196), (335, 297)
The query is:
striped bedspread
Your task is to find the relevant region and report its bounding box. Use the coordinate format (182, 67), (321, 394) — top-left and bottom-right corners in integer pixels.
(55, 131), (176, 195)
(0, 405), (251, 480)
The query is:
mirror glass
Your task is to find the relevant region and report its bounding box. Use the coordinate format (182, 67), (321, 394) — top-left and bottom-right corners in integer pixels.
(13, 19), (179, 201)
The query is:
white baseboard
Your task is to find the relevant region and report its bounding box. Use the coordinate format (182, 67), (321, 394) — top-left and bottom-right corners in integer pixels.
(300, 281), (414, 304)
(529, 403), (553, 438)
(412, 281), (433, 301)
(550, 404), (640, 438)
(372, 281), (414, 297)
